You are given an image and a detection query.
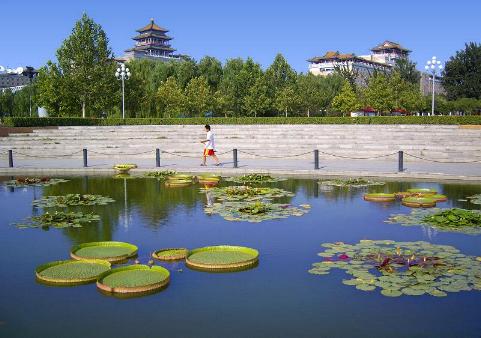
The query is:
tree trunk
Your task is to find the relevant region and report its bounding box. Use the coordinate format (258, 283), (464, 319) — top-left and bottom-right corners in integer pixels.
(82, 101), (86, 118)
(307, 108), (310, 118)
(285, 108), (287, 118)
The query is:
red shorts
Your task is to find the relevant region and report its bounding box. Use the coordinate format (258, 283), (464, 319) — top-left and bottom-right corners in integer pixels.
(203, 149), (215, 156)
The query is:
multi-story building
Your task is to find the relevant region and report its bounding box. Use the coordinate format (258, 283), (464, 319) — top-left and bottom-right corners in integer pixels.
(119, 19), (183, 62)
(0, 66), (37, 92)
(420, 73), (446, 96)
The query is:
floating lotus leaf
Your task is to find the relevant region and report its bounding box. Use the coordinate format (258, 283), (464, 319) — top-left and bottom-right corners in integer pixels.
(152, 248), (188, 261)
(363, 193), (396, 202)
(32, 194), (115, 208)
(387, 208), (481, 234)
(309, 240), (481, 297)
(169, 174), (193, 180)
(15, 211), (100, 229)
(97, 265), (170, 295)
(165, 178), (192, 187)
(407, 188), (437, 195)
(319, 178), (385, 188)
(186, 245), (259, 272)
(197, 174), (221, 182)
(226, 174), (286, 184)
(71, 241), (138, 263)
(204, 201), (308, 222)
(467, 194), (481, 205)
(430, 194), (448, 202)
(145, 170), (177, 180)
(401, 196), (437, 208)
(202, 185), (294, 202)
(5, 177), (69, 187)
(113, 164), (137, 170)
(36, 259), (111, 285)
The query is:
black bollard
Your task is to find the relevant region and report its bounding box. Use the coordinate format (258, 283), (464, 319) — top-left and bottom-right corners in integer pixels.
(233, 148), (238, 168)
(156, 148), (161, 167)
(8, 150), (13, 168)
(398, 150), (404, 172)
(83, 148), (88, 168)
(314, 149), (319, 170)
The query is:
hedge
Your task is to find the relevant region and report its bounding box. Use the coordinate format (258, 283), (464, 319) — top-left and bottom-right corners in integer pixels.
(2, 116), (481, 127)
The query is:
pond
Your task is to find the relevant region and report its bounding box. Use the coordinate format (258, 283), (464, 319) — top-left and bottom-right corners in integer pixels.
(1, 175), (481, 338)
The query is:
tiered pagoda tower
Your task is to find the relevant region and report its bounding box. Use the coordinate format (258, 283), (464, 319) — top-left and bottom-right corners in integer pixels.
(122, 19), (180, 62)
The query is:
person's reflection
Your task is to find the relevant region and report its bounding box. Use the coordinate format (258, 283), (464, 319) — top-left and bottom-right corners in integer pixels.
(205, 189), (214, 207)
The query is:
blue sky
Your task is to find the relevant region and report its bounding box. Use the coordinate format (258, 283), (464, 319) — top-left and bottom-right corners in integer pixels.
(1, 0), (480, 72)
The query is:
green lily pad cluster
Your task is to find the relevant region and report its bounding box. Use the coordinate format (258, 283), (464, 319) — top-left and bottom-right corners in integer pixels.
(32, 194), (115, 208)
(202, 185), (294, 202)
(387, 208), (481, 234)
(205, 201), (309, 222)
(319, 178), (385, 188)
(145, 170), (177, 180)
(309, 240), (481, 297)
(16, 211), (100, 229)
(227, 174), (285, 184)
(467, 194), (481, 205)
(5, 177), (69, 187)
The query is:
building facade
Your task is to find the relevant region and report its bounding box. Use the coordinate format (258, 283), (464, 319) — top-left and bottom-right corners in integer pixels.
(420, 73), (446, 96)
(0, 66), (37, 92)
(119, 19), (183, 62)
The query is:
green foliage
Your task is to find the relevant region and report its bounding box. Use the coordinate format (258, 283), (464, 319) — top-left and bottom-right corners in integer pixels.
(72, 241), (138, 260)
(274, 84), (301, 117)
(5, 177), (69, 187)
(309, 240), (481, 297)
(100, 265), (169, 288)
(467, 194), (481, 205)
(331, 82), (361, 114)
(36, 260), (110, 283)
(145, 170), (177, 180)
(184, 76), (212, 116)
(319, 178), (385, 188)
(153, 248), (188, 260)
(226, 174), (285, 184)
(32, 194), (115, 208)
(16, 211), (100, 229)
(443, 42), (481, 100)
(188, 250), (255, 265)
(393, 58), (421, 84)
(204, 186), (294, 202)
(242, 75), (272, 117)
(156, 77), (186, 118)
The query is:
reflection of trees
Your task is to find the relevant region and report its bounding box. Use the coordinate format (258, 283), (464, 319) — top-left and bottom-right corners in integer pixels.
(439, 183), (481, 210)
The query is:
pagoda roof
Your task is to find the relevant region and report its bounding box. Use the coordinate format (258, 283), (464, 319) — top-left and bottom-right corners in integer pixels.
(125, 45), (176, 53)
(137, 19), (169, 33)
(133, 31), (173, 40)
(308, 51), (391, 67)
(371, 41), (411, 53)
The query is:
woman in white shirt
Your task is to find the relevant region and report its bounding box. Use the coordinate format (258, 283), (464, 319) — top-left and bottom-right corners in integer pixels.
(200, 124), (220, 166)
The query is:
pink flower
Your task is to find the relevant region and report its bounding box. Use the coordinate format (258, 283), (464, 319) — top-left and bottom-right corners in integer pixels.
(339, 254), (350, 260)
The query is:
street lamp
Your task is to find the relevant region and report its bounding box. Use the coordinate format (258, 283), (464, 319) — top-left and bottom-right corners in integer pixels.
(115, 63), (130, 119)
(424, 56), (443, 116)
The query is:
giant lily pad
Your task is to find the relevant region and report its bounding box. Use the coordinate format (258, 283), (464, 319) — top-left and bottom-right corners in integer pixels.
(226, 174), (285, 184)
(364, 193), (396, 202)
(32, 194), (115, 208)
(186, 245), (259, 272)
(319, 178), (385, 188)
(387, 208), (481, 234)
(401, 196), (437, 208)
(71, 241), (138, 263)
(202, 185), (294, 202)
(5, 177), (69, 187)
(309, 240), (481, 297)
(36, 259), (111, 285)
(152, 248), (188, 261)
(15, 211), (100, 229)
(407, 188), (437, 195)
(204, 201), (308, 222)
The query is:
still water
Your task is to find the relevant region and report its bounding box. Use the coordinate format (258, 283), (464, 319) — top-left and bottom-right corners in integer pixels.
(0, 176), (480, 338)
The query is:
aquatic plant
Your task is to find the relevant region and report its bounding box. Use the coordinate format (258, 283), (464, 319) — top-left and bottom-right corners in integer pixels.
(407, 188), (437, 195)
(16, 211), (100, 229)
(145, 170), (177, 180)
(36, 259), (111, 285)
(203, 186), (294, 202)
(97, 265), (170, 294)
(226, 174), (285, 184)
(363, 193), (396, 202)
(113, 164), (137, 170)
(387, 208), (481, 234)
(401, 196), (437, 208)
(5, 177), (69, 187)
(205, 201), (308, 222)
(186, 245), (259, 272)
(32, 194), (115, 208)
(165, 179), (192, 187)
(152, 248), (188, 261)
(309, 240), (481, 297)
(319, 178), (385, 188)
(467, 194), (481, 205)
(71, 241), (138, 263)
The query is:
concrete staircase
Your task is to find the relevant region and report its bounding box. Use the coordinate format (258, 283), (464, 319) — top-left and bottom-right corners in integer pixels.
(1, 125), (480, 162)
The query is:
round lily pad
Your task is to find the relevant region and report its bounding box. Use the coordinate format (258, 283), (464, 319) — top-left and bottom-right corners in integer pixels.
(431, 194), (448, 202)
(165, 179), (192, 187)
(401, 197), (437, 208)
(152, 248), (188, 261)
(169, 174), (192, 180)
(97, 265), (170, 295)
(186, 245), (259, 272)
(395, 191), (414, 198)
(71, 241), (138, 263)
(363, 193), (396, 202)
(36, 259), (111, 285)
(407, 188), (437, 195)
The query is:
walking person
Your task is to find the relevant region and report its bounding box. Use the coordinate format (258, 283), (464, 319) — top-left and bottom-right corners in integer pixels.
(200, 124), (220, 166)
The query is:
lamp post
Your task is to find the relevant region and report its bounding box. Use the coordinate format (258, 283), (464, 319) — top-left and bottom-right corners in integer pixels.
(424, 56), (443, 116)
(115, 63), (130, 119)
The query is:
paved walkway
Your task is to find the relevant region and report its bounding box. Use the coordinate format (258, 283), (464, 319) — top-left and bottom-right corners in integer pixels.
(1, 156), (480, 182)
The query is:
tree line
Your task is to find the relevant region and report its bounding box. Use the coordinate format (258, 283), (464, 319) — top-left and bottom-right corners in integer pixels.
(1, 14), (481, 118)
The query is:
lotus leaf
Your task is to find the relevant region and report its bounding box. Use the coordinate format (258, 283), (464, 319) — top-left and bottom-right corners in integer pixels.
(401, 196), (437, 208)
(145, 170), (177, 180)
(152, 248), (188, 261)
(113, 164), (137, 170)
(226, 174), (285, 184)
(364, 193), (396, 202)
(36, 259), (110, 285)
(99, 265), (169, 288)
(202, 186), (294, 202)
(407, 188), (437, 195)
(204, 201), (309, 222)
(387, 208), (481, 234)
(5, 177), (69, 187)
(71, 241), (138, 262)
(309, 240), (481, 297)
(33, 194), (115, 208)
(15, 211), (100, 229)
(319, 178), (385, 188)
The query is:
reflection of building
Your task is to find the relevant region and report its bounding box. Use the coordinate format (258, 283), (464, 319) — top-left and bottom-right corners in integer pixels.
(0, 66), (37, 92)
(119, 19), (183, 62)
(420, 73), (446, 96)
(308, 40), (410, 79)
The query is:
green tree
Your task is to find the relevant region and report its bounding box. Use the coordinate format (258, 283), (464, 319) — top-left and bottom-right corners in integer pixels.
(174, 57), (198, 89)
(156, 77), (186, 118)
(185, 76), (212, 116)
(198, 56), (223, 90)
(443, 42), (481, 99)
(274, 84), (300, 117)
(265, 53), (296, 95)
(393, 58), (421, 84)
(35, 61), (64, 116)
(362, 74), (395, 113)
(212, 90), (231, 117)
(218, 58), (246, 116)
(331, 81), (360, 115)
(243, 75), (271, 117)
(0, 89), (14, 117)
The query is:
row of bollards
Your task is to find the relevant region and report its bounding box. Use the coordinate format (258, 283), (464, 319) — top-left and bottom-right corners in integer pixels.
(5, 148), (405, 172)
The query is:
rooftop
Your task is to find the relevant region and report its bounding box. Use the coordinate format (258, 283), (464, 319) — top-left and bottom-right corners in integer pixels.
(136, 18), (169, 33)
(371, 40), (411, 53)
